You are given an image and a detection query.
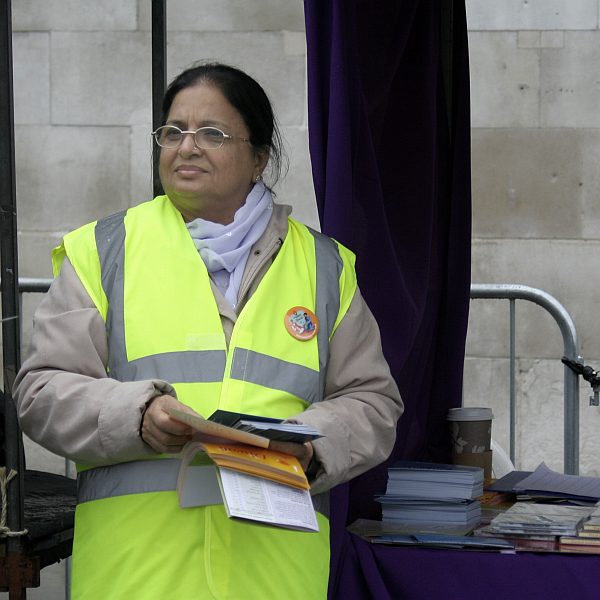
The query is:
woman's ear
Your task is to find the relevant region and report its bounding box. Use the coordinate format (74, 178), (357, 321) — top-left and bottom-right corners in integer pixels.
(253, 147), (270, 180)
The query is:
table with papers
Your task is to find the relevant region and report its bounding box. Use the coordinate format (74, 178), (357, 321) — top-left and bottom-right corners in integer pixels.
(333, 464), (600, 599)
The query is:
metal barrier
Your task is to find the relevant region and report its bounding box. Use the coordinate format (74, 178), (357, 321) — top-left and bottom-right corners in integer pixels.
(470, 284), (580, 475)
(5, 278), (52, 326)
(16, 277), (53, 293)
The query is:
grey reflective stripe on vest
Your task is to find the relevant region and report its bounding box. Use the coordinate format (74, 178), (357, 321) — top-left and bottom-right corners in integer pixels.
(95, 211), (127, 378)
(78, 459), (181, 503)
(77, 459), (330, 517)
(230, 348), (320, 405)
(95, 212), (226, 383)
(112, 350), (226, 383)
(308, 228), (343, 399)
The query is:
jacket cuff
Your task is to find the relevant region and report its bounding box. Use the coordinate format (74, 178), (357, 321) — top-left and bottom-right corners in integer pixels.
(98, 380), (176, 463)
(290, 410), (352, 495)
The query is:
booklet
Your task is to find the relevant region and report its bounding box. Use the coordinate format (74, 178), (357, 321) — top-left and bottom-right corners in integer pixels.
(178, 439), (309, 491)
(176, 439), (317, 531)
(200, 441), (310, 490)
(176, 455), (318, 532)
(217, 468), (319, 532)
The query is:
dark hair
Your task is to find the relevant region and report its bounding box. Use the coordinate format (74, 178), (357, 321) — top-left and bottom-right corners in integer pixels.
(160, 62), (287, 188)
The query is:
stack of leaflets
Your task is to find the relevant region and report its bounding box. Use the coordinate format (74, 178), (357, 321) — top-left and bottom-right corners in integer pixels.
(209, 410), (322, 444)
(377, 461), (484, 529)
(385, 461), (484, 498)
(488, 502), (593, 537)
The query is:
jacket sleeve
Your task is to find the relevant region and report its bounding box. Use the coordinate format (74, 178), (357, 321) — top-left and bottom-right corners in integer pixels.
(13, 258), (175, 466)
(289, 289), (404, 494)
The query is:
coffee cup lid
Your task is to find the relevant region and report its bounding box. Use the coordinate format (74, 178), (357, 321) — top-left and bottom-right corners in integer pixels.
(447, 407), (494, 422)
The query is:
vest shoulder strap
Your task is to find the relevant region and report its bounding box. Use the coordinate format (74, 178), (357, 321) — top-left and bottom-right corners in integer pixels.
(52, 218), (109, 319)
(299, 221), (357, 337)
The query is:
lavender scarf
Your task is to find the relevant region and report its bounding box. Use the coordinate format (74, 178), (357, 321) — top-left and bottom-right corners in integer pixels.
(186, 182), (273, 308)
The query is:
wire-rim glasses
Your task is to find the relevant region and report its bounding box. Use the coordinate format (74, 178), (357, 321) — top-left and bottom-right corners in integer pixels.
(152, 125), (250, 150)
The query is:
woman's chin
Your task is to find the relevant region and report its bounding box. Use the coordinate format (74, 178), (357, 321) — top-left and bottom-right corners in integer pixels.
(166, 184), (209, 202)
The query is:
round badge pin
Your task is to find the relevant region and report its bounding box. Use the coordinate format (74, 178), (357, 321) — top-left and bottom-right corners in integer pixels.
(284, 306), (319, 341)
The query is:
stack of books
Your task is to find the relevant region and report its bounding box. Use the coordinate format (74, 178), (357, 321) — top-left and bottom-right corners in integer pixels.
(559, 504), (600, 548)
(487, 502), (593, 538)
(377, 461), (484, 530)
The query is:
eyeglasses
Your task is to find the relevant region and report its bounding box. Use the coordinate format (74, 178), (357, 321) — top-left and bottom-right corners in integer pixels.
(152, 125), (250, 150)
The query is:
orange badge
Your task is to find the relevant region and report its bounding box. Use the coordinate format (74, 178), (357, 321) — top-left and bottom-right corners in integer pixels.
(284, 306), (319, 341)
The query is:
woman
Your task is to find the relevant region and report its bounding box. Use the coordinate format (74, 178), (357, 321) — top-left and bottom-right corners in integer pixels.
(15, 63), (403, 599)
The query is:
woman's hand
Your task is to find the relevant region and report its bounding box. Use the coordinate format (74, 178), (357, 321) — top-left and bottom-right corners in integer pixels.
(269, 440), (314, 473)
(140, 395), (195, 454)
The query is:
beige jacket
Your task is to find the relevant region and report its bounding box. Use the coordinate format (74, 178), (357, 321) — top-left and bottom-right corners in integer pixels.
(14, 204), (403, 494)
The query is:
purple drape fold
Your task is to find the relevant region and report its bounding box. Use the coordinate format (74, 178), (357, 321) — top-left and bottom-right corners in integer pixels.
(304, 1), (472, 597)
(338, 537), (600, 600)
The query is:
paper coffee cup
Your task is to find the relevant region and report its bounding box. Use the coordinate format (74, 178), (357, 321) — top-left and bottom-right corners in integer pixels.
(448, 407), (494, 479)
(447, 407), (493, 454)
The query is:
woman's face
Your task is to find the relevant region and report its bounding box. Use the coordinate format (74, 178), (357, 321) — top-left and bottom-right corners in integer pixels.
(159, 82), (267, 224)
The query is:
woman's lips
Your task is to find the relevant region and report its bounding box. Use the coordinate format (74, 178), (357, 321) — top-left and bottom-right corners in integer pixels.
(176, 165), (206, 175)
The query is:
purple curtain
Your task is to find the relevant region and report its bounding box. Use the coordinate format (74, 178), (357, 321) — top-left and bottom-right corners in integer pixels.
(304, 1), (471, 596)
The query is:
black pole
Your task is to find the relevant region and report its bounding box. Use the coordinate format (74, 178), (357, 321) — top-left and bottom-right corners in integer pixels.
(440, 0), (455, 140)
(152, 0), (167, 198)
(0, 0), (27, 596)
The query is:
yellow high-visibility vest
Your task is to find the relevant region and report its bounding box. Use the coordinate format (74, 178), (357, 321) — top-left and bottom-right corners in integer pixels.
(52, 196), (357, 599)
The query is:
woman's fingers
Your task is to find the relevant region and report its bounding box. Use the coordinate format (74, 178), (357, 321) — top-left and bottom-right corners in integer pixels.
(141, 395), (195, 453)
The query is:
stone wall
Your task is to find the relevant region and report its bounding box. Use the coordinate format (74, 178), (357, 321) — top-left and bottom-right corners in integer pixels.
(465, 0), (600, 476)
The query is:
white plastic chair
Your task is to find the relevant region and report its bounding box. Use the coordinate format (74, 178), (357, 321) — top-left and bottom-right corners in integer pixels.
(491, 439), (515, 479)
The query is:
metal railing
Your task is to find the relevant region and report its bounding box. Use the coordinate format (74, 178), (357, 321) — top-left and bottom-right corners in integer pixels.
(1, 278), (52, 326)
(470, 284), (580, 475)
(15, 278), (53, 293)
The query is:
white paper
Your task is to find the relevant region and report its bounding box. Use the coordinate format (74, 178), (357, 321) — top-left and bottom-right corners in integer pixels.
(218, 468), (319, 532)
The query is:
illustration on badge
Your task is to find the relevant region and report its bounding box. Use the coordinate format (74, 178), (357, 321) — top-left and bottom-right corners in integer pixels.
(284, 306), (319, 340)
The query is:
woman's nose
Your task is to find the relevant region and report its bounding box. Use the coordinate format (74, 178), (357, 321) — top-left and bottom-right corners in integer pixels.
(178, 132), (201, 155)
